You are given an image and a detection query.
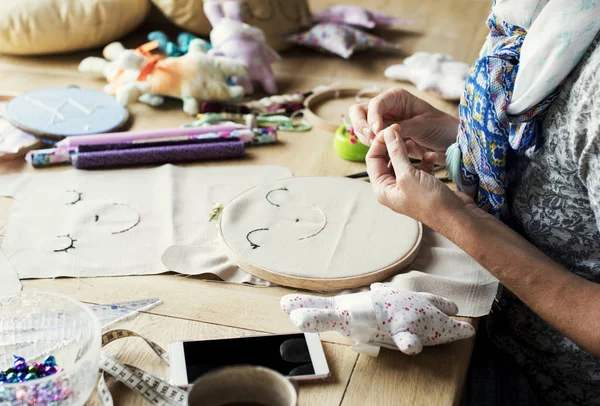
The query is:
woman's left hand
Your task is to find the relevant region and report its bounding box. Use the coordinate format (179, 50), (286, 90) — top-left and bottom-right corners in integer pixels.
(367, 124), (475, 232)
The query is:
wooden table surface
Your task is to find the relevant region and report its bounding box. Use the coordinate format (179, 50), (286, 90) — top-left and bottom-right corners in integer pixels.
(0, 0), (490, 404)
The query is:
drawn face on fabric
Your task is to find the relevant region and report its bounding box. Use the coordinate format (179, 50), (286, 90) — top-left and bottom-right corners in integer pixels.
(50, 190), (142, 253)
(0, 165), (294, 279)
(245, 187), (328, 250)
(220, 177), (421, 280)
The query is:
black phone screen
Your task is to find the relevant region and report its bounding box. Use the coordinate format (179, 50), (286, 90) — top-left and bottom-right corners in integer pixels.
(182, 333), (316, 382)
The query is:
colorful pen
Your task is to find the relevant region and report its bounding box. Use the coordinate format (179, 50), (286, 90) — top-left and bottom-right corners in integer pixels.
(54, 124), (246, 149)
(27, 128), (276, 168)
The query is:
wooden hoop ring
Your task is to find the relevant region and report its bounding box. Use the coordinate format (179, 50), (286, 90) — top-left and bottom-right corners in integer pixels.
(303, 88), (380, 133)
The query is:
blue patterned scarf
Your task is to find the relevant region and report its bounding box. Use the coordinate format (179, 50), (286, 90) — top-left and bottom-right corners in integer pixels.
(450, 1), (600, 221)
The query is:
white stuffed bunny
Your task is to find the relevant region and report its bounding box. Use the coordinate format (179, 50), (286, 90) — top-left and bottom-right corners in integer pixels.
(384, 52), (470, 101)
(281, 283), (475, 355)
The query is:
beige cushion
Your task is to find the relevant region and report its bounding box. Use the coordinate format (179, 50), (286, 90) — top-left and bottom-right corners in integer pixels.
(150, 0), (312, 51)
(0, 0), (151, 55)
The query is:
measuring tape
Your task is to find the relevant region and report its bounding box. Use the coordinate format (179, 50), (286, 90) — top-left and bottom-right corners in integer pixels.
(98, 329), (190, 406)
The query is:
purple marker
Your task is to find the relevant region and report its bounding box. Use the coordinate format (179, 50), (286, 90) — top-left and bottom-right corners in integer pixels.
(72, 138), (245, 169)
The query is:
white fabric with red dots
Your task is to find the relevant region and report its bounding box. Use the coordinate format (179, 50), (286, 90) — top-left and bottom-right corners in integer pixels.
(281, 283), (475, 355)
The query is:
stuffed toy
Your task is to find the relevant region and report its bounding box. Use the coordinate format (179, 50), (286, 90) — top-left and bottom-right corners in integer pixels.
(147, 31), (211, 57)
(80, 39), (247, 115)
(287, 23), (401, 59)
(312, 5), (409, 30)
(281, 283), (475, 355)
(79, 41), (155, 97)
(384, 52), (470, 101)
(204, 0), (280, 95)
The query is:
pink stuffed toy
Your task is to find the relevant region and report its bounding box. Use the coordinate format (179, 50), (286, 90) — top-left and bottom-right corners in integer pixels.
(204, 0), (280, 95)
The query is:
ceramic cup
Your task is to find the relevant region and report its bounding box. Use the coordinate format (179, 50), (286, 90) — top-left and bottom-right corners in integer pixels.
(187, 366), (297, 406)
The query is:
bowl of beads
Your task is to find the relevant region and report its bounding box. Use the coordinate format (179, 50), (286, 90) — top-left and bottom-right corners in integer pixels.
(0, 291), (101, 405)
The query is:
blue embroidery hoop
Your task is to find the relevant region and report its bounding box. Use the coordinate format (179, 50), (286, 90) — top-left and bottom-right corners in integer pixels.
(6, 87), (129, 142)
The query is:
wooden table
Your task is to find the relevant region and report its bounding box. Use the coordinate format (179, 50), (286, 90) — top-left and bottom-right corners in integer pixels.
(0, 0), (490, 404)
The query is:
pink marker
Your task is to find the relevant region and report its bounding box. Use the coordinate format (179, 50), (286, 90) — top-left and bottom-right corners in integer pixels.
(54, 124), (246, 149)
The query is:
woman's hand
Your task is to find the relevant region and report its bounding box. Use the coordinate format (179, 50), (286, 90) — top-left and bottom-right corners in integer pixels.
(367, 124), (481, 232)
(349, 88), (459, 164)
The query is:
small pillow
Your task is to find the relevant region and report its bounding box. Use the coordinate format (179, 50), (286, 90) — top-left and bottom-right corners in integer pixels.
(288, 23), (401, 59)
(150, 0), (312, 51)
(0, 0), (151, 55)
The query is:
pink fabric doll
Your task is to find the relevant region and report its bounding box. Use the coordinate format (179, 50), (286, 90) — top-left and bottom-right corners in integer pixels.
(204, 0), (280, 95)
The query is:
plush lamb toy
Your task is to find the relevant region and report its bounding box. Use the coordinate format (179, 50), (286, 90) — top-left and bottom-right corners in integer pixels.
(79, 41), (166, 107)
(384, 52), (470, 101)
(81, 39), (247, 115)
(79, 42), (146, 95)
(204, 0), (280, 95)
(281, 283), (475, 355)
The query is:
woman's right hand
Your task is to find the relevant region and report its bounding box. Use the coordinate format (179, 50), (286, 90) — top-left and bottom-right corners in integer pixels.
(349, 88), (459, 164)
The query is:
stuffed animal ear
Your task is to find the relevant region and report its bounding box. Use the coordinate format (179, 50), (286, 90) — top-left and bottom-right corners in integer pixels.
(204, 0), (224, 26)
(223, 0), (243, 21)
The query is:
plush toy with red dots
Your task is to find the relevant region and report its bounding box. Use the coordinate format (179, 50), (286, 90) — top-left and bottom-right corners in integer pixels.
(334, 122), (370, 161)
(280, 283), (475, 355)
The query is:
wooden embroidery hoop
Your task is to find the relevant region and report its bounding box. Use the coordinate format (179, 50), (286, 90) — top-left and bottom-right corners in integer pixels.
(218, 177), (423, 291)
(303, 87), (381, 132)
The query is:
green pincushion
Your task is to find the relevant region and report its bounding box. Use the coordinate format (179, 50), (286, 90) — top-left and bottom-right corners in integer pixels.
(334, 125), (370, 162)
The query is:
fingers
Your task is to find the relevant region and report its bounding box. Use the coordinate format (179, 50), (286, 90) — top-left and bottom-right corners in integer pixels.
(418, 292), (459, 316)
(392, 331), (423, 355)
(366, 132), (395, 193)
(404, 139), (428, 160)
(280, 294), (334, 314)
(383, 125), (415, 178)
(289, 308), (345, 334)
(367, 88), (408, 134)
(349, 103), (372, 145)
(419, 151), (439, 174)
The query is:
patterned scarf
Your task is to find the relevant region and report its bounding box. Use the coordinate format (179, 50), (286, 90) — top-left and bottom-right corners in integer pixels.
(453, 0), (600, 221)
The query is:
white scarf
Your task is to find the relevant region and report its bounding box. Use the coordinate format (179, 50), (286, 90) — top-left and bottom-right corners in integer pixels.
(492, 0), (600, 115)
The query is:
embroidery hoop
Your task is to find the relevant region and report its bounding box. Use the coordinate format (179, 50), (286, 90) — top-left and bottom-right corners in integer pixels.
(303, 87), (381, 132)
(219, 177), (422, 291)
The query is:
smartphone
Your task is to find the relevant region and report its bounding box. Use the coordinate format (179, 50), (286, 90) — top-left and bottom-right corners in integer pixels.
(169, 332), (330, 385)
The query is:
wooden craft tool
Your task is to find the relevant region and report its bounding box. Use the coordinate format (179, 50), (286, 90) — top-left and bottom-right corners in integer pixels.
(303, 87), (380, 132)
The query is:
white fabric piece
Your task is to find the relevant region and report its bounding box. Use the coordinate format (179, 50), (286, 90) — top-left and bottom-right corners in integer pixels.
(174, 222), (498, 317)
(0, 249), (21, 295)
(0, 165), (291, 279)
(491, 0), (600, 115)
(220, 177), (420, 280)
(383, 226), (498, 317)
(384, 52), (470, 101)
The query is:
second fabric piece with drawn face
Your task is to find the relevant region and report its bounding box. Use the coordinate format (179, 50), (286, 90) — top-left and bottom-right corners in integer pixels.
(219, 177), (422, 290)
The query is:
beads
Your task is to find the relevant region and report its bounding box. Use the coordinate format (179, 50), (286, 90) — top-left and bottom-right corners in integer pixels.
(0, 355), (62, 384)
